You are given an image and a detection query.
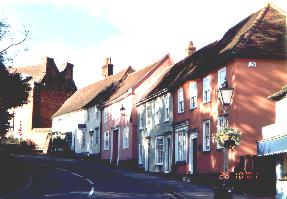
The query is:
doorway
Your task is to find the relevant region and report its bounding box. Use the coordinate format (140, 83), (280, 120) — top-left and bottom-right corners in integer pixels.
(189, 133), (198, 174)
(165, 137), (172, 173)
(112, 129), (119, 165)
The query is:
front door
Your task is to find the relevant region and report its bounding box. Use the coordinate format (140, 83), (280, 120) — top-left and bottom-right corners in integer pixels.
(112, 129), (119, 164)
(165, 137), (171, 173)
(144, 140), (150, 171)
(189, 134), (197, 174)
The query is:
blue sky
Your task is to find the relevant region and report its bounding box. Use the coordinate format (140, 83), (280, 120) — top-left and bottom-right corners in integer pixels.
(1, 0), (286, 88)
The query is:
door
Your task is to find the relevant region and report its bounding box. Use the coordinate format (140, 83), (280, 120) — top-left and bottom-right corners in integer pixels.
(112, 129), (119, 164)
(165, 137), (171, 173)
(144, 140), (150, 171)
(189, 134), (197, 174)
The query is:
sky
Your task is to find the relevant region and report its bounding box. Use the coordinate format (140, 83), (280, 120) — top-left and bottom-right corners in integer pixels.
(1, 0), (286, 88)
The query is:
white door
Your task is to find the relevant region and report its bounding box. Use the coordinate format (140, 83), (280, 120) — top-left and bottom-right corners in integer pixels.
(165, 137), (171, 173)
(144, 140), (149, 171)
(189, 136), (193, 174)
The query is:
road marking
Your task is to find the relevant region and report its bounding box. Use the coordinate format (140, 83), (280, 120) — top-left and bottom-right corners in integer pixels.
(56, 167), (67, 172)
(88, 187), (94, 196)
(86, 178), (94, 185)
(71, 172), (83, 178)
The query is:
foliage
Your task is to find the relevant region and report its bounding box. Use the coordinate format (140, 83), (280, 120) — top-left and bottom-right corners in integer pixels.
(0, 135), (21, 144)
(216, 125), (241, 149)
(0, 18), (31, 137)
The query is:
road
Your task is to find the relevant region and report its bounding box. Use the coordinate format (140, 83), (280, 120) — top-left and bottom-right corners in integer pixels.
(12, 156), (176, 199)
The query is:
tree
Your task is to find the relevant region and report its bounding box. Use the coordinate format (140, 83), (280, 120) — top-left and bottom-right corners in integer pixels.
(0, 18), (31, 138)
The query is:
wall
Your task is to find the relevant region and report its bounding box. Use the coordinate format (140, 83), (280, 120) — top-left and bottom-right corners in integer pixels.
(173, 58), (287, 174)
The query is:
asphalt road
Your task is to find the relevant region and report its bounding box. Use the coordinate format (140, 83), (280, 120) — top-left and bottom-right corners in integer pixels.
(12, 157), (175, 199)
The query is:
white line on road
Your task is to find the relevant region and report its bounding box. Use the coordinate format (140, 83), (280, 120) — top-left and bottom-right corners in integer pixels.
(86, 178), (94, 185)
(56, 167), (67, 172)
(88, 187), (95, 196)
(71, 172), (83, 178)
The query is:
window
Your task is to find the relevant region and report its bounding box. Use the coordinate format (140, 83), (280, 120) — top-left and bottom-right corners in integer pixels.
(154, 100), (160, 125)
(189, 82), (197, 109)
(164, 94), (170, 121)
(178, 88), (184, 113)
(218, 67), (226, 88)
(155, 137), (164, 165)
(203, 76), (211, 103)
(217, 116), (227, 149)
(139, 106), (144, 129)
(81, 130), (86, 147)
(95, 128), (99, 146)
(104, 108), (108, 123)
(103, 131), (109, 150)
(175, 131), (187, 162)
(146, 103), (152, 127)
(95, 108), (99, 120)
(203, 120), (211, 151)
(139, 143), (144, 164)
(87, 109), (91, 121)
(123, 127), (129, 149)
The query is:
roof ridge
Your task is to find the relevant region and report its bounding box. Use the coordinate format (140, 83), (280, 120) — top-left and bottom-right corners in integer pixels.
(268, 2), (286, 15)
(232, 3), (270, 53)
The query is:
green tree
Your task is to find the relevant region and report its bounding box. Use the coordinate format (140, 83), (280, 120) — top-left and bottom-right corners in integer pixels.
(0, 18), (31, 138)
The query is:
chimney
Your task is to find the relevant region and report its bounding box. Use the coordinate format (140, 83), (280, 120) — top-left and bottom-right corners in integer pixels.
(102, 57), (113, 78)
(186, 41), (196, 56)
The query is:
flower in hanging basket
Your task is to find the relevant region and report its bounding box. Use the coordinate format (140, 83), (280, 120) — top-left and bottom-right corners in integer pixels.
(216, 125), (241, 149)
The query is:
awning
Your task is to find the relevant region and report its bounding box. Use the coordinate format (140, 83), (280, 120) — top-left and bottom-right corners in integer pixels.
(258, 135), (287, 156)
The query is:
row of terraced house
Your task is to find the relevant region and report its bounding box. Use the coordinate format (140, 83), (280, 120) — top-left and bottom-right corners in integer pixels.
(10, 3), (286, 197)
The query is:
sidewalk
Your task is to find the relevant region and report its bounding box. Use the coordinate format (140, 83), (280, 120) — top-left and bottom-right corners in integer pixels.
(111, 166), (274, 199)
(15, 154), (274, 199)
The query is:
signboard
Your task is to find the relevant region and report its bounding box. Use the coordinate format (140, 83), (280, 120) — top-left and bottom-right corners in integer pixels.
(78, 124), (86, 129)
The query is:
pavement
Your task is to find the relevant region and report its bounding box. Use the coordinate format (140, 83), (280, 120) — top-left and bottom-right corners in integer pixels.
(13, 154), (275, 199)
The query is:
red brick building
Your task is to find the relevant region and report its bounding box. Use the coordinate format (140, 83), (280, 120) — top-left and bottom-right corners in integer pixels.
(148, 4), (286, 176)
(10, 56), (77, 148)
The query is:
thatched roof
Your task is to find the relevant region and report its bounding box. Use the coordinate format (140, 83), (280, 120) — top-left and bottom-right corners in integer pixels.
(148, 3), (286, 95)
(53, 67), (134, 117)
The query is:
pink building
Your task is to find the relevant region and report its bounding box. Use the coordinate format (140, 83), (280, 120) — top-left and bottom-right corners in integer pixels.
(100, 54), (174, 167)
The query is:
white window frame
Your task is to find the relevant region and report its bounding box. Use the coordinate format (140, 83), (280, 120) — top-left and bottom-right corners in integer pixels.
(103, 131), (109, 150)
(178, 88), (184, 113)
(175, 131), (187, 162)
(203, 120), (211, 152)
(81, 130), (86, 147)
(189, 82), (197, 109)
(217, 116), (227, 149)
(139, 106), (144, 130)
(218, 67), (226, 89)
(146, 102), (152, 127)
(164, 94), (170, 121)
(104, 108), (108, 123)
(139, 143), (144, 164)
(203, 76), (211, 103)
(123, 127), (129, 149)
(155, 137), (164, 165)
(154, 100), (160, 125)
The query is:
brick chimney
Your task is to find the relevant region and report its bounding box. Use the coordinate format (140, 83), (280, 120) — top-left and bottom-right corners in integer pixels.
(186, 41), (196, 56)
(102, 57), (113, 78)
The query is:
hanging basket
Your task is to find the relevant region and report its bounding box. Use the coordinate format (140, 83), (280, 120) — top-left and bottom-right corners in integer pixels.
(216, 125), (241, 149)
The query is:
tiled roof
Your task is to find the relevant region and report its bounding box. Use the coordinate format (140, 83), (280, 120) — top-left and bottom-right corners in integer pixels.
(53, 67), (134, 117)
(103, 54), (171, 105)
(10, 64), (46, 83)
(268, 85), (287, 101)
(150, 3), (286, 92)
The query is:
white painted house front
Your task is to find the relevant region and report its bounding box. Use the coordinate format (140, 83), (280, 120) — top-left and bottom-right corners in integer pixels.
(52, 106), (101, 155)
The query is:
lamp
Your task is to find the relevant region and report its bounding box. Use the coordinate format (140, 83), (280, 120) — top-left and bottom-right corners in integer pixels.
(120, 104), (126, 116)
(218, 80), (234, 114)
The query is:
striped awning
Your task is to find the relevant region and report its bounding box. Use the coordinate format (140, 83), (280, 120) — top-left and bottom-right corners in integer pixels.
(258, 135), (287, 156)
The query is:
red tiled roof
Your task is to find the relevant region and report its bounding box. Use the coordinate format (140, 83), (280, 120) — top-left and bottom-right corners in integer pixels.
(103, 54), (171, 105)
(150, 3), (286, 93)
(53, 67), (134, 117)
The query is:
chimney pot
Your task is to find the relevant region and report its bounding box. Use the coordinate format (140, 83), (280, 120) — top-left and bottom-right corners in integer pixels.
(186, 41), (196, 56)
